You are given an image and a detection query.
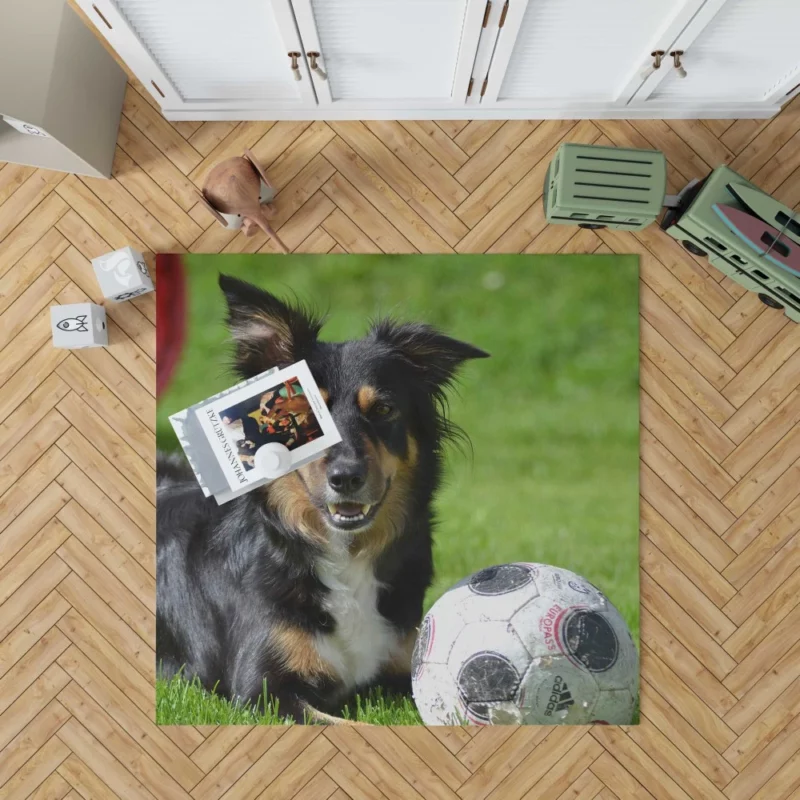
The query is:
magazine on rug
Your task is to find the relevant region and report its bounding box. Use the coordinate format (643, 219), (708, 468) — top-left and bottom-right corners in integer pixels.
(169, 359), (341, 504)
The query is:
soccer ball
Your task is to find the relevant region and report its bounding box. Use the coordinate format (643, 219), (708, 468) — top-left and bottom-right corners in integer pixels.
(411, 563), (638, 725)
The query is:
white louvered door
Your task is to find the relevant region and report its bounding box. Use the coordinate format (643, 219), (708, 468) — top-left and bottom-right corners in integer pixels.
(290, 0), (487, 108)
(74, 0), (316, 111)
(481, 0), (708, 109)
(631, 0), (800, 108)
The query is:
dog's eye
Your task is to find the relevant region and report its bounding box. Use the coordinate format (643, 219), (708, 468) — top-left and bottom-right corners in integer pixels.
(372, 402), (393, 417)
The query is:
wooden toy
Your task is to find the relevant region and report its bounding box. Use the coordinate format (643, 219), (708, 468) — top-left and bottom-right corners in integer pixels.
(544, 143), (667, 231)
(196, 149), (289, 254)
(713, 205), (800, 276)
(51, 303), (107, 348)
(92, 246), (154, 301)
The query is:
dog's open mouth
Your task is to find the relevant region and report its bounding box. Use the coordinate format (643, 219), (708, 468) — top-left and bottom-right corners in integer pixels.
(324, 501), (380, 531)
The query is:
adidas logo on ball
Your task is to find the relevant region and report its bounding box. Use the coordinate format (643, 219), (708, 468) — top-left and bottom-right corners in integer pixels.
(544, 675), (574, 717)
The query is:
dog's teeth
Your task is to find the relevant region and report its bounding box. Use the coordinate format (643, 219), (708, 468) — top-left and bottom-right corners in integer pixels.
(362, 505), (371, 515)
(327, 504), (337, 515)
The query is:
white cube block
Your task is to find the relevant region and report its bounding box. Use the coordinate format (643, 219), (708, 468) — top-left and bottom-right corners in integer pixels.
(51, 303), (107, 349)
(92, 246), (154, 302)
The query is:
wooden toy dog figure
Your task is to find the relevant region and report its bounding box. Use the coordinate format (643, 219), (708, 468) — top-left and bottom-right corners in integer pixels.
(197, 149), (289, 254)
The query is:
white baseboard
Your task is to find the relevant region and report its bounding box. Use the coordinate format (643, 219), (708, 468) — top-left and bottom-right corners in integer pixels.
(162, 104), (779, 122)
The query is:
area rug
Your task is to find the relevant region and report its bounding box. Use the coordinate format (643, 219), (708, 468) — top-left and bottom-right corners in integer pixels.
(154, 253), (639, 726)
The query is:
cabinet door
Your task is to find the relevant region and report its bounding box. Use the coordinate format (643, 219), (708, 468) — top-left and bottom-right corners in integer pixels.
(481, 0), (706, 109)
(76, 0), (316, 112)
(632, 0), (800, 108)
(290, 0), (486, 108)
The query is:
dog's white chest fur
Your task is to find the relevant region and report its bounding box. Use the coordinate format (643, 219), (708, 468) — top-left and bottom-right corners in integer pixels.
(314, 544), (397, 688)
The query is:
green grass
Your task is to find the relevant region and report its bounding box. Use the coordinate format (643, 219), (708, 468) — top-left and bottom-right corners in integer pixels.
(156, 672), (423, 725)
(156, 254), (640, 725)
(157, 673), (292, 726)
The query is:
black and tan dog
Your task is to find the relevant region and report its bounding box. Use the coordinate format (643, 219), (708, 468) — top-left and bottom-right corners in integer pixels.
(156, 275), (488, 722)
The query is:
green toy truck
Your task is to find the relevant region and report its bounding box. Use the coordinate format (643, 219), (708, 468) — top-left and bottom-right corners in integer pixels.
(544, 142), (800, 322)
(660, 165), (800, 322)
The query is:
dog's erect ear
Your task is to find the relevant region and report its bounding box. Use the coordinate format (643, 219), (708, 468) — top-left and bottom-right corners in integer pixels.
(219, 274), (322, 376)
(370, 321), (489, 389)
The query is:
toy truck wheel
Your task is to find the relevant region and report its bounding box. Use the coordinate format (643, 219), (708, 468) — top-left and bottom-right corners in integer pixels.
(682, 240), (708, 257)
(578, 223), (607, 230)
(758, 293), (784, 310)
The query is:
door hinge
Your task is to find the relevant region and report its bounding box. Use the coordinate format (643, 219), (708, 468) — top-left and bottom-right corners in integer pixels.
(480, 77), (488, 97)
(467, 77), (474, 97)
(482, 0), (492, 27)
(499, 0), (509, 27)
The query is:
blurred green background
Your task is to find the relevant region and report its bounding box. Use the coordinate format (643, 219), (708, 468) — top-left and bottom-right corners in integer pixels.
(158, 253), (640, 640)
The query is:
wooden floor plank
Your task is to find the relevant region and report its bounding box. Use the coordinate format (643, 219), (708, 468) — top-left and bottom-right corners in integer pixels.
(723, 568), (800, 664)
(56, 682), (192, 800)
(121, 86), (201, 176)
(0, 193), (69, 277)
(323, 138), (450, 252)
(640, 688), (737, 791)
(454, 121), (506, 156)
(111, 147), (203, 248)
(57, 489), (155, 594)
(0, 169), (65, 243)
(640, 462), (733, 582)
(454, 121), (539, 192)
(454, 120), (577, 229)
(400, 120), (469, 174)
(723, 530), (800, 623)
(639, 647), (737, 751)
(641, 502), (736, 609)
(642, 536), (736, 644)
(0, 699), (71, 791)
(321, 173), (411, 253)
(0, 163), (36, 207)
(639, 356), (736, 463)
(364, 120), (469, 210)
(0, 228), (69, 315)
(330, 121), (468, 245)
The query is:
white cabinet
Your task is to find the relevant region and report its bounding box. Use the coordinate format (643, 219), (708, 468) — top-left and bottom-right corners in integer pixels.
(76, 0), (800, 120)
(291, 0), (486, 108)
(82, 0), (316, 111)
(632, 0), (800, 110)
(481, 0), (706, 107)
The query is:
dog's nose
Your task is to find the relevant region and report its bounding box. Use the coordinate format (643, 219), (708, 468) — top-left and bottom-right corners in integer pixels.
(327, 460), (367, 494)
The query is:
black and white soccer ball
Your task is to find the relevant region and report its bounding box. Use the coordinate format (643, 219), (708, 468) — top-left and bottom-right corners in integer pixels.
(411, 563), (638, 725)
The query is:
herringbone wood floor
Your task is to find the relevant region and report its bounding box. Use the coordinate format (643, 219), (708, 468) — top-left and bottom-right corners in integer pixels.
(3, 67), (800, 799)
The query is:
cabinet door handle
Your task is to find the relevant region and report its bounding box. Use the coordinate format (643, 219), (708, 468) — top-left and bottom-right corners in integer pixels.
(640, 50), (665, 81)
(92, 4), (113, 29)
(670, 50), (687, 79)
(288, 52), (302, 81)
(307, 52), (327, 81)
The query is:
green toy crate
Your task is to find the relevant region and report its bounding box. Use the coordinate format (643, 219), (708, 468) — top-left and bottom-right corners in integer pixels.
(544, 143), (667, 231)
(661, 165), (800, 322)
